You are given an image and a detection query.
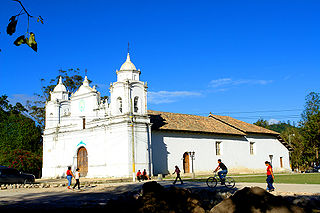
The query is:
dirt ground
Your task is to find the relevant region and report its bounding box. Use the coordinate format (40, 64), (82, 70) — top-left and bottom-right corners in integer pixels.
(0, 180), (319, 211)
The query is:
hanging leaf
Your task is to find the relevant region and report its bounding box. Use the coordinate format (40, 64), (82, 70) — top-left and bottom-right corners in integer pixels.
(7, 16), (18, 35)
(27, 32), (37, 52)
(13, 35), (27, 46)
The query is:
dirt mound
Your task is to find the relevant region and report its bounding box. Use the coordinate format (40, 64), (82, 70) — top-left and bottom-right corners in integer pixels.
(210, 186), (304, 213)
(138, 181), (205, 213)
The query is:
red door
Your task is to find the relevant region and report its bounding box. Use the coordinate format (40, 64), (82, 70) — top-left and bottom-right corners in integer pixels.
(77, 147), (88, 176)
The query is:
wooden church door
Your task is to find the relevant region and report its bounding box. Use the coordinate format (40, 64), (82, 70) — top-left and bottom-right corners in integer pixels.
(77, 147), (88, 176)
(183, 152), (190, 173)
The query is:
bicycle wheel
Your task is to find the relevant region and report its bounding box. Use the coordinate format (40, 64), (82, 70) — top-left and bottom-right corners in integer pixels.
(224, 177), (235, 188)
(206, 177), (218, 188)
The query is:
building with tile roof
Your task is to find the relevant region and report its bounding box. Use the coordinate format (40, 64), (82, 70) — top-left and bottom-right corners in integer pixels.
(42, 53), (291, 179)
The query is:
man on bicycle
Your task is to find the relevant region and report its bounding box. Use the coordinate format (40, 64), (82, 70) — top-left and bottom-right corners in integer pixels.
(214, 159), (228, 184)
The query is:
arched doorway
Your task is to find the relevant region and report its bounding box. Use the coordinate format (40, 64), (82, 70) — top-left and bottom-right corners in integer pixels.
(77, 147), (88, 176)
(183, 152), (190, 173)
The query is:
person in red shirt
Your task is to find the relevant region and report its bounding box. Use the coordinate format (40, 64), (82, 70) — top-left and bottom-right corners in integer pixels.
(265, 161), (275, 192)
(66, 166), (75, 189)
(142, 169), (149, 180)
(136, 170), (142, 182)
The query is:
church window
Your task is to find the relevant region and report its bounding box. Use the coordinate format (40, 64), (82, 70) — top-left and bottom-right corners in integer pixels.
(250, 142), (255, 155)
(134, 96), (139, 113)
(117, 97), (122, 113)
(215, 141), (221, 155)
(83, 117), (85, 129)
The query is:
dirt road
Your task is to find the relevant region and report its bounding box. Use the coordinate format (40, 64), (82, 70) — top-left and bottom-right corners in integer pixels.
(0, 181), (319, 210)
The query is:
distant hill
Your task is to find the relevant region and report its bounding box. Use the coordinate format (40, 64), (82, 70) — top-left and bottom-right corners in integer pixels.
(254, 119), (298, 133)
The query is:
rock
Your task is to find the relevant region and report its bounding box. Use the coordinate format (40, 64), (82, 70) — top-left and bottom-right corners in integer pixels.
(210, 187), (304, 213)
(141, 181), (164, 195)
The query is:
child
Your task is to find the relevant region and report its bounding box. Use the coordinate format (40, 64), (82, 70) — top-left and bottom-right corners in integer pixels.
(73, 168), (81, 190)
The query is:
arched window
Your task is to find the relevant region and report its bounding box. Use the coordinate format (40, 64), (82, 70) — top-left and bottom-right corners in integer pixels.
(134, 96), (139, 113)
(117, 97), (122, 113)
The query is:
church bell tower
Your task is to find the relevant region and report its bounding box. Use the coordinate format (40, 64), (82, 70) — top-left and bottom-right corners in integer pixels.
(109, 52), (152, 179)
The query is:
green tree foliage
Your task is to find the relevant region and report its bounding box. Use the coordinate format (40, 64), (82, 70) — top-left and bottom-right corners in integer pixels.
(281, 127), (305, 170)
(299, 92), (320, 167)
(0, 95), (42, 177)
(253, 119), (269, 129)
(254, 118), (295, 134)
(253, 92), (320, 170)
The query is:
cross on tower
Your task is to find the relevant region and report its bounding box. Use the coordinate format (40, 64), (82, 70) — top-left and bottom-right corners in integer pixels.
(128, 42), (130, 54)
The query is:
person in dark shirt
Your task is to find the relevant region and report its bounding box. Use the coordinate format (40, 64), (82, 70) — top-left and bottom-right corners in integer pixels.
(214, 159), (228, 184)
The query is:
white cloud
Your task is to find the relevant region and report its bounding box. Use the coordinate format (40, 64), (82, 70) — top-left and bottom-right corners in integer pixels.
(209, 78), (273, 88)
(148, 91), (202, 104)
(268, 119), (280, 125)
(209, 78), (233, 88)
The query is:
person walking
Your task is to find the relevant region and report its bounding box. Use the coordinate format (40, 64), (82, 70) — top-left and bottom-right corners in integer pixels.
(73, 168), (81, 190)
(214, 159), (228, 184)
(265, 161), (275, 192)
(66, 166), (75, 189)
(173, 165), (183, 184)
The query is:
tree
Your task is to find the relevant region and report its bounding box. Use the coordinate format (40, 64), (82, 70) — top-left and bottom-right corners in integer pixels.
(281, 127), (305, 170)
(299, 92), (320, 167)
(0, 95), (42, 177)
(0, 95), (42, 153)
(253, 118), (269, 129)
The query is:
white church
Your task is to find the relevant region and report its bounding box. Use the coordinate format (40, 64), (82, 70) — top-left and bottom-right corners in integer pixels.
(42, 53), (292, 179)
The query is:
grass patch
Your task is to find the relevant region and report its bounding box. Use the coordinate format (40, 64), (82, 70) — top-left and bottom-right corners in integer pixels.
(233, 173), (320, 184)
(187, 173), (320, 184)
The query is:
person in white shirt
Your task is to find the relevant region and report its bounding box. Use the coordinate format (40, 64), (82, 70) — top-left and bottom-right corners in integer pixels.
(73, 168), (81, 190)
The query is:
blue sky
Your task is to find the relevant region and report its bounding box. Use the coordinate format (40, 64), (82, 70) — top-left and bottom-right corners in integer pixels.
(1, 0), (319, 124)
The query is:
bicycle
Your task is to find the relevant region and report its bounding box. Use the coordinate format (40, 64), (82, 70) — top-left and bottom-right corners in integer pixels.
(206, 172), (235, 188)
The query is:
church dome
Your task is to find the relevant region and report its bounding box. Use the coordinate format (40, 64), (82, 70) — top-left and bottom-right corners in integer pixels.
(53, 76), (67, 92)
(120, 53), (137, 71)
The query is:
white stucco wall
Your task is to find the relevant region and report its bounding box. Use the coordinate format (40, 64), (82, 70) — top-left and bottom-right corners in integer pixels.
(151, 131), (290, 175)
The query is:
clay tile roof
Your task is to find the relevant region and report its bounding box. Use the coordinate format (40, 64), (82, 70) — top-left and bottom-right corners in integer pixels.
(148, 110), (245, 136)
(210, 114), (280, 135)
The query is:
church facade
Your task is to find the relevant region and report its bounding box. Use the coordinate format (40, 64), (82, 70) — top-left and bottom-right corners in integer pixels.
(42, 54), (291, 178)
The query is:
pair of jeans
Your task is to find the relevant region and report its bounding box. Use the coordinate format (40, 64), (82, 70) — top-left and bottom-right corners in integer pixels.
(266, 175), (274, 190)
(67, 175), (72, 187)
(218, 170), (228, 180)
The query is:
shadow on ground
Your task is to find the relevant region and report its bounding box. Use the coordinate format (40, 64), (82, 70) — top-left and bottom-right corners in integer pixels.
(0, 181), (319, 212)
